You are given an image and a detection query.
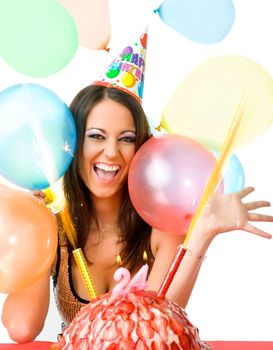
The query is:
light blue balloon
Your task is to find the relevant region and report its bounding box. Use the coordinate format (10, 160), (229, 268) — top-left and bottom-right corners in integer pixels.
(0, 83), (76, 190)
(156, 0), (235, 44)
(213, 152), (245, 194)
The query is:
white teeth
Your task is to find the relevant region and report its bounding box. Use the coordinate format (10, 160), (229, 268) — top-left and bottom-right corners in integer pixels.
(95, 163), (120, 172)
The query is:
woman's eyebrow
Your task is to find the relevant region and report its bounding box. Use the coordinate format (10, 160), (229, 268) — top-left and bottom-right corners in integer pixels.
(120, 129), (136, 134)
(85, 127), (105, 133)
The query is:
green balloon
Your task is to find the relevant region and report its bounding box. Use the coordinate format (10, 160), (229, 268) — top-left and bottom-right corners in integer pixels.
(106, 67), (120, 79)
(0, 0), (78, 78)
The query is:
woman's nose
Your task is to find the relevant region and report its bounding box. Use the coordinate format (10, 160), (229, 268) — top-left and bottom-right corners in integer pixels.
(104, 139), (119, 158)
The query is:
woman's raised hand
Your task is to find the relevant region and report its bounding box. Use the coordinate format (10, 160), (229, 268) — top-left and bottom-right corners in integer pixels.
(198, 187), (273, 240)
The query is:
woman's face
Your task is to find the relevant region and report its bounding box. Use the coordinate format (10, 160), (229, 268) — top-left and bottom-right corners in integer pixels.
(79, 98), (136, 200)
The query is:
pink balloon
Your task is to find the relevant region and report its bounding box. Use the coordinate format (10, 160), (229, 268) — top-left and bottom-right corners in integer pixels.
(128, 134), (223, 236)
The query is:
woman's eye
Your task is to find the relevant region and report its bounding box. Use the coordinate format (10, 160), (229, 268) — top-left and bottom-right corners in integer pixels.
(88, 134), (104, 140)
(120, 136), (136, 143)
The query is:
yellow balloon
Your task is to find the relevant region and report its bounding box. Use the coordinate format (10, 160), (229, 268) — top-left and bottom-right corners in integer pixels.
(161, 55), (273, 149)
(121, 72), (136, 88)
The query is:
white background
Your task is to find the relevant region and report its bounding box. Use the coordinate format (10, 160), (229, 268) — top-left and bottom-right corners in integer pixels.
(1, 0), (273, 343)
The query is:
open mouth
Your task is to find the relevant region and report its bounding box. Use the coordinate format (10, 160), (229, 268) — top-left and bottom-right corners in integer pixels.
(93, 162), (121, 181)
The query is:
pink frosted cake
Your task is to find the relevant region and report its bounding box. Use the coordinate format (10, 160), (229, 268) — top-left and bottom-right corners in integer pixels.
(57, 266), (210, 350)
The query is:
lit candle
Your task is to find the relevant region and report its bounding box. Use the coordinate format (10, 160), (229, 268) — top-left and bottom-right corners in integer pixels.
(112, 264), (148, 296)
(129, 264), (148, 291)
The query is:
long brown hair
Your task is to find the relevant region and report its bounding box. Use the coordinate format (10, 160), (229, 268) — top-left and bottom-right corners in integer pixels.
(63, 85), (153, 272)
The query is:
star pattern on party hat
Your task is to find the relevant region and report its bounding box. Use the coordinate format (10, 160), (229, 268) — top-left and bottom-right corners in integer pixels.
(93, 29), (148, 104)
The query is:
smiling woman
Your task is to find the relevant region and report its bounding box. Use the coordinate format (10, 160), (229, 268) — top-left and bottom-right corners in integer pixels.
(54, 86), (152, 324)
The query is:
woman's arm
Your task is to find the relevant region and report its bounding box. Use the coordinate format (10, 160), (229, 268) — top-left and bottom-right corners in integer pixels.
(148, 187), (272, 308)
(1, 268), (51, 343)
(148, 228), (209, 307)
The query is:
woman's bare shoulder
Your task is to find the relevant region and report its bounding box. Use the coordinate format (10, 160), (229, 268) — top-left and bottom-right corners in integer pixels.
(150, 227), (185, 258)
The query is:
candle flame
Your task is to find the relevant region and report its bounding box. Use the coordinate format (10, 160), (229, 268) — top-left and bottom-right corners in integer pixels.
(143, 250), (148, 262)
(116, 254), (122, 265)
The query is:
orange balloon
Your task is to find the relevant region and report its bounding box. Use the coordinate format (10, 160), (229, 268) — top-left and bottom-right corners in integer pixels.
(0, 187), (58, 293)
(59, 0), (111, 50)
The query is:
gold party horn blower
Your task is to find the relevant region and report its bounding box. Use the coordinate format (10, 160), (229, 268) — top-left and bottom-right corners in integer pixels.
(157, 88), (254, 298)
(44, 187), (97, 300)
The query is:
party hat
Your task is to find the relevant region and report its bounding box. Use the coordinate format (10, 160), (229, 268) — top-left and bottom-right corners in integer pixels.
(93, 29), (148, 104)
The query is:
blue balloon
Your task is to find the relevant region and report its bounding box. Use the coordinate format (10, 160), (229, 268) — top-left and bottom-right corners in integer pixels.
(213, 151), (245, 194)
(0, 83), (76, 190)
(156, 0), (235, 44)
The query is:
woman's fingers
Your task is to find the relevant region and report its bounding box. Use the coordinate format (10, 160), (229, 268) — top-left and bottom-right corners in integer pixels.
(31, 190), (46, 204)
(32, 190), (46, 197)
(244, 222), (272, 239)
(238, 186), (255, 199)
(245, 200), (271, 210)
(248, 212), (273, 222)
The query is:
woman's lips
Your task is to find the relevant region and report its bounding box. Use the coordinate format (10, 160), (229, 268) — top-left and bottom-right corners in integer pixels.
(93, 162), (121, 182)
